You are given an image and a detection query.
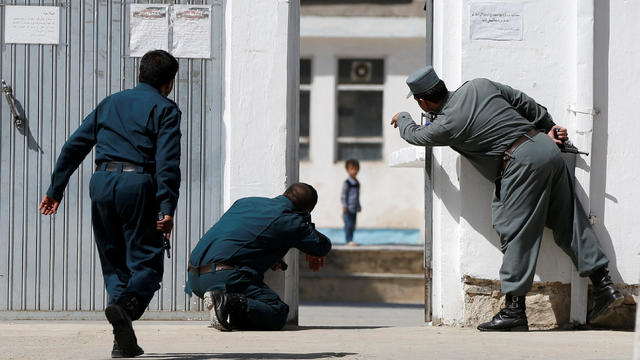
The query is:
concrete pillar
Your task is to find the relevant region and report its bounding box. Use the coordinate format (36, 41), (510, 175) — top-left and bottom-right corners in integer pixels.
(222, 0), (300, 323)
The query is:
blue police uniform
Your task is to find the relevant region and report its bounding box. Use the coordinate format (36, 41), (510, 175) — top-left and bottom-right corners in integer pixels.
(186, 195), (332, 330)
(46, 82), (181, 319)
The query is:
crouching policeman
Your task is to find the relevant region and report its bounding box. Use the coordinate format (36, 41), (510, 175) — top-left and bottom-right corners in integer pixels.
(40, 50), (182, 357)
(186, 183), (331, 331)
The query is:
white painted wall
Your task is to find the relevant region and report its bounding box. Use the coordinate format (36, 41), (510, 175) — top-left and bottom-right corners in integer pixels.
(223, 1), (297, 206)
(457, 0), (577, 284)
(599, 0), (640, 287)
(427, 0), (640, 324)
(299, 36), (426, 233)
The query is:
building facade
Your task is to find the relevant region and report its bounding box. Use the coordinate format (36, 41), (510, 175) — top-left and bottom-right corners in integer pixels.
(299, 0), (427, 244)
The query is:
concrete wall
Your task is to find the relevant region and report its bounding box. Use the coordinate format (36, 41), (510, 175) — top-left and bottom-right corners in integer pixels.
(299, 36), (426, 232)
(429, 0), (640, 325)
(602, 0), (640, 288)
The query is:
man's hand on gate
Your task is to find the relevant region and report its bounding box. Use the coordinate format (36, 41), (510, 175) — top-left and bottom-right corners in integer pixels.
(548, 125), (568, 144)
(271, 262), (282, 271)
(305, 254), (326, 272)
(390, 113), (401, 128)
(39, 195), (60, 215)
(157, 215), (173, 239)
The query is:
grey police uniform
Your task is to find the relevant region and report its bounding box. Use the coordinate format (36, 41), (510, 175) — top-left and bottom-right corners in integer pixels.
(397, 77), (608, 295)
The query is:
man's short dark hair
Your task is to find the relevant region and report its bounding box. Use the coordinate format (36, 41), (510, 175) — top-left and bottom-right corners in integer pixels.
(139, 50), (179, 90)
(345, 159), (360, 170)
(413, 80), (448, 103)
(283, 183), (318, 212)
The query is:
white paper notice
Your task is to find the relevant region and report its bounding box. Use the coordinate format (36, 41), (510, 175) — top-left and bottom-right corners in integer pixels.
(171, 5), (212, 59)
(4, 6), (60, 45)
(130, 4), (169, 57)
(470, 2), (524, 41)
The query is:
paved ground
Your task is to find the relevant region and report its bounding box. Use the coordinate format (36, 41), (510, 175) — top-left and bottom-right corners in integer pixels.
(0, 303), (635, 360)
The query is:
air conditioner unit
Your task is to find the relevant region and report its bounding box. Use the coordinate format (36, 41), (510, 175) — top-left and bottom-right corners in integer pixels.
(350, 61), (372, 82)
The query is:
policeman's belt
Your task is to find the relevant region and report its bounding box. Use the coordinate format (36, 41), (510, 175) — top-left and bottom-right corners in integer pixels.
(96, 161), (154, 174)
(188, 263), (235, 275)
(501, 129), (539, 172)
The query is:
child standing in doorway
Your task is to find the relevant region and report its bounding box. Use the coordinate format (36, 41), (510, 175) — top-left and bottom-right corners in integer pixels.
(341, 159), (361, 246)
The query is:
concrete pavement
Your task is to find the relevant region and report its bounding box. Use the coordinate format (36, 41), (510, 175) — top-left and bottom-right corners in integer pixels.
(0, 303), (635, 360)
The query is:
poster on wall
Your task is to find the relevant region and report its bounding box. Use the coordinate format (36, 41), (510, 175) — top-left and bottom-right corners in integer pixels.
(470, 2), (524, 41)
(130, 4), (169, 57)
(4, 6), (60, 45)
(171, 5), (212, 59)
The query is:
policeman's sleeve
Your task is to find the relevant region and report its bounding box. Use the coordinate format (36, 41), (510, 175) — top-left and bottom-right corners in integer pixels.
(491, 80), (556, 132)
(155, 105), (182, 217)
(396, 112), (451, 146)
(283, 214), (332, 257)
(340, 181), (348, 208)
(46, 109), (98, 201)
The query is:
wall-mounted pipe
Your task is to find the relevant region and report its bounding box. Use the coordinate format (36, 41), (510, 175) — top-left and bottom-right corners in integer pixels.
(569, 0), (596, 325)
(423, 0), (434, 324)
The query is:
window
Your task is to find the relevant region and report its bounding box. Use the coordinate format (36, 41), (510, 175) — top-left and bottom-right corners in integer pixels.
(336, 58), (384, 161)
(299, 58), (311, 161)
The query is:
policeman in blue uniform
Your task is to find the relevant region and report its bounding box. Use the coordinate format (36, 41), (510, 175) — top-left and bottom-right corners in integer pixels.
(40, 50), (181, 357)
(186, 183), (331, 331)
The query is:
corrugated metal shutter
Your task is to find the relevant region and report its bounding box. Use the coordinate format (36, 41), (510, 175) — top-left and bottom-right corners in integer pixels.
(0, 0), (222, 316)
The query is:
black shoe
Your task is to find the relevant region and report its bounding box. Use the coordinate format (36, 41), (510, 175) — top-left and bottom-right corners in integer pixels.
(204, 290), (248, 331)
(105, 304), (143, 357)
(477, 295), (529, 332)
(111, 340), (144, 358)
(588, 267), (624, 323)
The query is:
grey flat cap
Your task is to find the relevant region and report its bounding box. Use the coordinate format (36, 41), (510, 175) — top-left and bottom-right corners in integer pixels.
(406, 66), (440, 98)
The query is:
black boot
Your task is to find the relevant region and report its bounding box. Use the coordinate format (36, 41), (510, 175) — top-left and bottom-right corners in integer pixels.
(477, 294), (528, 331)
(105, 296), (144, 358)
(111, 339), (144, 358)
(588, 267), (624, 323)
(111, 340), (123, 358)
(204, 290), (248, 331)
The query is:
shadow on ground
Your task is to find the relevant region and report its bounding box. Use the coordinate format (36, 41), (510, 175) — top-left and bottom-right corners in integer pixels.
(142, 352), (356, 359)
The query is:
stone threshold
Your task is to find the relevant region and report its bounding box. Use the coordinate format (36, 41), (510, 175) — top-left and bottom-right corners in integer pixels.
(463, 275), (638, 330)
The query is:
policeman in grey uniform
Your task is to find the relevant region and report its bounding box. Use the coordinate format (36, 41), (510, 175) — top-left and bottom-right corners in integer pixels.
(391, 66), (623, 331)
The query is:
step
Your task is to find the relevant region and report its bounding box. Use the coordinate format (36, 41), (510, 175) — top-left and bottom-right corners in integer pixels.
(300, 245), (425, 304)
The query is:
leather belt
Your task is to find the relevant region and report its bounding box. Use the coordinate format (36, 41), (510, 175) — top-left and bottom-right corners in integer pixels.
(188, 263), (235, 275)
(500, 129), (540, 172)
(96, 161), (154, 174)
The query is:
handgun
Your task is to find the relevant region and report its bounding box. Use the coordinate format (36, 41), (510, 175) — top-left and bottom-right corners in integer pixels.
(158, 212), (171, 259)
(553, 128), (589, 156)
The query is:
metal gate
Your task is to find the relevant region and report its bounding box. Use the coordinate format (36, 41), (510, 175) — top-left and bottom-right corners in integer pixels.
(0, 0), (223, 316)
